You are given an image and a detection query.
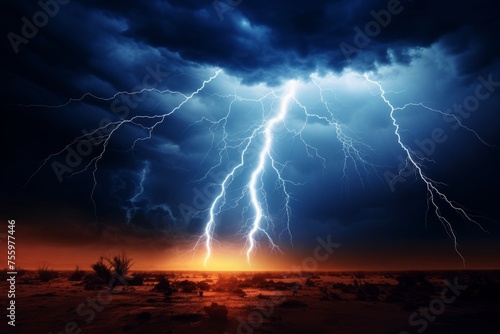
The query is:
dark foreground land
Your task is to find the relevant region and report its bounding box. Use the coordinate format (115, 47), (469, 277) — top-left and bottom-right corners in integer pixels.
(1, 270), (499, 334)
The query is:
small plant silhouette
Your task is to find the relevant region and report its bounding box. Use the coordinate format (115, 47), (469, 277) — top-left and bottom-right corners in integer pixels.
(107, 252), (133, 277)
(91, 257), (112, 283)
(37, 265), (59, 282)
(204, 302), (228, 321)
(68, 265), (86, 281)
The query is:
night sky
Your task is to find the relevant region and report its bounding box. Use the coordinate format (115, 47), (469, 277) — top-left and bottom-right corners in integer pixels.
(2, 0), (500, 271)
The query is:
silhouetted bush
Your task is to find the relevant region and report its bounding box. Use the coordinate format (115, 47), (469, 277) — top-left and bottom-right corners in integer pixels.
(178, 280), (197, 293)
(0, 269), (8, 281)
(354, 272), (366, 279)
(336, 283), (356, 294)
(324, 285), (342, 298)
(216, 276), (239, 290)
(197, 281), (211, 291)
(274, 281), (291, 290)
(37, 265), (59, 282)
(204, 302), (228, 321)
(91, 257), (112, 283)
(107, 252), (133, 277)
(89, 252), (134, 287)
(16, 267), (27, 277)
(319, 286), (329, 300)
(250, 274), (267, 287)
(153, 275), (172, 295)
(231, 288), (247, 296)
(83, 274), (107, 290)
(68, 265), (86, 281)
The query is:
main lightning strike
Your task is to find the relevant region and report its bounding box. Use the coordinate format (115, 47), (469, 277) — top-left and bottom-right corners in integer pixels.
(365, 75), (488, 265)
(193, 82), (297, 265)
(245, 81), (297, 263)
(195, 78), (375, 266)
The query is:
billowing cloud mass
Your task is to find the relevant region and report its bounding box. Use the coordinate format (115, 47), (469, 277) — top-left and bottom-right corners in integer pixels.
(1, 0), (499, 269)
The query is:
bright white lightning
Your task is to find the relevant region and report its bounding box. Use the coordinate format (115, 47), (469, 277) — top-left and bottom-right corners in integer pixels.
(194, 82), (297, 266)
(365, 75), (488, 265)
(194, 78), (375, 266)
(245, 81), (297, 263)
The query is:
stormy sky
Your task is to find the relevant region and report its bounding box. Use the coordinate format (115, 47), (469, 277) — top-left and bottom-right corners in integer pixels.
(2, 0), (500, 270)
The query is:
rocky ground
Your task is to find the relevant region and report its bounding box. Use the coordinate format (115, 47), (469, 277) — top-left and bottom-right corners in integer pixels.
(1, 270), (499, 334)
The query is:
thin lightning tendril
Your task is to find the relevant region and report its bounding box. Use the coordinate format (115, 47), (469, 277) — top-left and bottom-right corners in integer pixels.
(365, 75), (489, 266)
(25, 70), (222, 218)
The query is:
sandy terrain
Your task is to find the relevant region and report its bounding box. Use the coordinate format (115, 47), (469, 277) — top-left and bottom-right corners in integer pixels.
(1, 270), (499, 334)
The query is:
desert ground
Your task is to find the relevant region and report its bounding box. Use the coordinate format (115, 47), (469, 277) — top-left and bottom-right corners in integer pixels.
(1, 269), (499, 333)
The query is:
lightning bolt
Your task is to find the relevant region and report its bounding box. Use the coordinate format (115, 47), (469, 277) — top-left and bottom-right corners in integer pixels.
(245, 81), (297, 263)
(193, 83), (297, 266)
(124, 161), (149, 224)
(194, 76), (376, 266)
(364, 75), (488, 266)
(23, 67), (489, 268)
(24, 69), (222, 218)
(296, 77), (379, 188)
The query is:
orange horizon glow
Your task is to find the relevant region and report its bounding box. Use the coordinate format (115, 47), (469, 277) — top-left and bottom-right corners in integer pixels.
(5, 223), (499, 272)
(5, 241), (500, 272)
